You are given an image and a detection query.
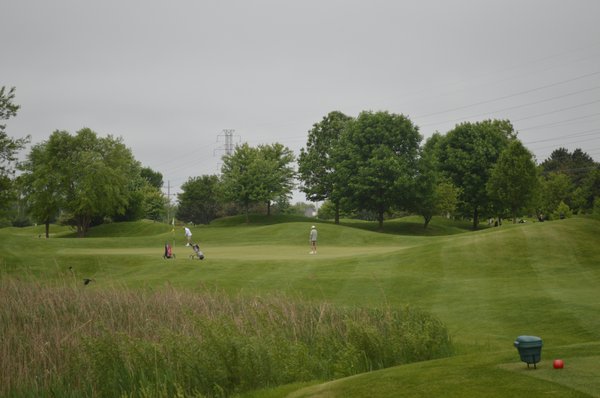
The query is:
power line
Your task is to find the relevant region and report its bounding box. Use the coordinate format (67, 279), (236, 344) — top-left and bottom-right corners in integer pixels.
(512, 99), (600, 122)
(523, 129), (600, 145)
(518, 112), (600, 131)
(413, 70), (600, 119)
(419, 85), (600, 128)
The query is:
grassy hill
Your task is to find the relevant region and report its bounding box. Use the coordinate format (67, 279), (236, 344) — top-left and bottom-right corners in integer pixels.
(1, 215), (599, 397)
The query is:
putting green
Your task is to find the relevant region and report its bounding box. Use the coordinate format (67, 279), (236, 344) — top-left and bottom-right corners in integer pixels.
(62, 245), (404, 260)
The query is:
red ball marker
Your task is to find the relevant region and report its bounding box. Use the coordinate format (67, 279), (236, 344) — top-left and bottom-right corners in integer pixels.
(553, 359), (564, 369)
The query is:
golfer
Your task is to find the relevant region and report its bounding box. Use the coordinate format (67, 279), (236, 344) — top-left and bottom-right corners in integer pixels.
(309, 225), (317, 254)
(183, 226), (192, 246)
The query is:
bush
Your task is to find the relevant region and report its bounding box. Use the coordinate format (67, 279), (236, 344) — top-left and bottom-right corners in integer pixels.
(551, 201), (572, 220)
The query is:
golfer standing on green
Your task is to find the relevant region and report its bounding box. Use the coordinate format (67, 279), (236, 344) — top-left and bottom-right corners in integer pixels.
(183, 226), (192, 246)
(309, 225), (318, 254)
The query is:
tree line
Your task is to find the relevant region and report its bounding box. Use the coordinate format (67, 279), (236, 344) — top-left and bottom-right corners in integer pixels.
(171, 110), (600, 230)
(1, 86), (599, 235)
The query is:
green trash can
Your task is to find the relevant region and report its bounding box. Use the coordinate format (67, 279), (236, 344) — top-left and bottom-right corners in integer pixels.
(514, 335), (543, 368)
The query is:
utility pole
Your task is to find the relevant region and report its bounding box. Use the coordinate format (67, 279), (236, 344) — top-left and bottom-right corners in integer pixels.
(166, 180), (171, 223)
(165, 180), (177, 224)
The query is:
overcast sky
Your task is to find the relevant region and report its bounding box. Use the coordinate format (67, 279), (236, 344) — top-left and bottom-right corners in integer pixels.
(2, 0), (599, 203)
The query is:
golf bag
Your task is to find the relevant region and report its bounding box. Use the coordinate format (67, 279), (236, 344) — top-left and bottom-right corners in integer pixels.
(190, 243), (205, 260)
(163, 243), (175, 259)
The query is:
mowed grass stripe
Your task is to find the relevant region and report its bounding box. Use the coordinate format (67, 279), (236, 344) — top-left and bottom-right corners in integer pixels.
(423, 221), (600, 353)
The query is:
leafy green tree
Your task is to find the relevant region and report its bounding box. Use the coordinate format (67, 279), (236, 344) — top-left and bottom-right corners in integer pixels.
(258, 143), (295, 215)
(411, 133), (455, 228)
(105, 165), (166, 222)
(23, 128), (139, 237)
(334, 111), (421, 230)
(220, 144), (263, 222)
(540, 148), (596, 187)
(114, 176), (147, 222)
(177, 175), (222, 224)
(538, 172), (572, 219)
(435, 180), (461, 219)
(220, 143), (295, 221)
(412, 149), (437, 227)
(315, 199), (355, 220)
(579, 168), (600, 211)
(316, 200), (336, 220)
(298, 111), (353, 223)
(540, 148), (599, 213)
(487, 140), (538, 223)
(140, 166), (164, 189)
(138, 172), (168, 223)
(0, 86), (30, 220)
(438, 119), (515, 229)
(418, 133), (461, 221)
(143, 185), (169, 221)
(19, 143), (62, 237)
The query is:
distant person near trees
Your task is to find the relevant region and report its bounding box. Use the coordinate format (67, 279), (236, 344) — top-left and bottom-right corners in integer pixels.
(309, 225), (318, 254)
(183, 226), (192, 246)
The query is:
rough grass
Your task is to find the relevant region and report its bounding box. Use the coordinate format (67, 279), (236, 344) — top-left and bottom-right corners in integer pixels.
(0, 278), (452, 397)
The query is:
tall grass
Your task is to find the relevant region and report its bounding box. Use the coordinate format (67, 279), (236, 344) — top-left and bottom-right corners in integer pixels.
(0, 278), (452, 397)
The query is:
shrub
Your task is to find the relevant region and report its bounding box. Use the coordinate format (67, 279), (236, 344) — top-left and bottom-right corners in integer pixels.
(551, 201), (572, 220)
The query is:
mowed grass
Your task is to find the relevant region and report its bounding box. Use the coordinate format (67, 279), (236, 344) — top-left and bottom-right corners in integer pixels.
(1, 215), (600, 397)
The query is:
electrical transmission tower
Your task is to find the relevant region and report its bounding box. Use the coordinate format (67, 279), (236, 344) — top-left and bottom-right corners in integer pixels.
(214, 129), (239, 156)
(214, 129), (240, 172)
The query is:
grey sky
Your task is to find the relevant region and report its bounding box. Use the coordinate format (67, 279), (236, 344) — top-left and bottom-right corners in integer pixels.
(2, 0), (599, 202)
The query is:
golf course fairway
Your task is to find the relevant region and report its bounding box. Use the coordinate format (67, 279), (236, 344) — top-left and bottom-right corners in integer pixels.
(1, 215), (599, 397)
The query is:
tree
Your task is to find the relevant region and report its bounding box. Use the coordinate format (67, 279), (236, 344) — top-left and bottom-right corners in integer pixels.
(220, 143), (295, 221)
(143, 185), (169, 221)
(412, 134), (444, 228)
(435, 181), (461, 219)
(539, 147), (598, 212)
(110, 181), (168, 223)
(0, 86), (30, 220)
(438, 119), (515, 229)
(334, 111), (422, 230)
(538, 172), (572, 219)
(579, 168), (600, 211)
(487, 140), (538, 223)
(420, 134), (461, 220)
(220, 144), (263, 222)
(298, 111), (353, 223)
(177, 175), (222, 224)
(22, 128), (139, 237)
(540, 147), (596, 186)
(412, 150), (461, 227)
(19, 142), (62, 237)
(258, 143), (295, 215)
(140, 166), (164, 189)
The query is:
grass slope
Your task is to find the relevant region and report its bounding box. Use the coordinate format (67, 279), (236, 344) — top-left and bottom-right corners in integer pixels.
(284, 343), (600, 398)
(1, 215), (599, 397)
